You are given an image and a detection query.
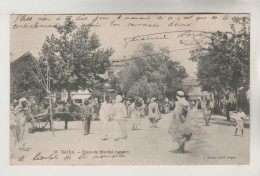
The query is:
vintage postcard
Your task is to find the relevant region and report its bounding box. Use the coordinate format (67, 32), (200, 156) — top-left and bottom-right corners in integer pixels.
(10, 13), (250, 165)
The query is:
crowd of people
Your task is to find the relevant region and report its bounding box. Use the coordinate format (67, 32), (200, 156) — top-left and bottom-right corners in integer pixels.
(9, 94), (169, 149)
(10, 90), (248, 154)
(84, 95), (165, 140)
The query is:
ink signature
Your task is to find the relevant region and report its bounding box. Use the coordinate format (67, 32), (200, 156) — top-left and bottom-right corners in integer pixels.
(123, 30), (212, 48)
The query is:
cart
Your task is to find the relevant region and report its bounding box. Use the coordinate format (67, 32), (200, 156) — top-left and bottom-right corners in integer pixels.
(30, 112), (74, 130)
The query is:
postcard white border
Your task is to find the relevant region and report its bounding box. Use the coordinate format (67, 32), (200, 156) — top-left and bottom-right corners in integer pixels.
(0, 0), (260, 176)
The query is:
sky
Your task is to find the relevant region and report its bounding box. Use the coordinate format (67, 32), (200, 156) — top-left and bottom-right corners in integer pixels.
(10, 14), (249, 77)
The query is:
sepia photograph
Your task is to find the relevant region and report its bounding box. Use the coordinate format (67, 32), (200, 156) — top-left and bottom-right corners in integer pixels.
(10, 13), (250, 165)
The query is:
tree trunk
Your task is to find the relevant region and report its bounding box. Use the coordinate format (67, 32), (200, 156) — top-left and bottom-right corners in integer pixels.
(49, 97), (54, 137)
(213, 91), (216, 113)
(215, 90), (220, 113)
(67, 89), (71, 103)
(234, 88), (238, 111)
(226, 110), (231, 121)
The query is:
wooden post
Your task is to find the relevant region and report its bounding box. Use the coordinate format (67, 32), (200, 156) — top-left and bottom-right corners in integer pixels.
(46, 58), (54, 137)
(49, 96), (54, 137)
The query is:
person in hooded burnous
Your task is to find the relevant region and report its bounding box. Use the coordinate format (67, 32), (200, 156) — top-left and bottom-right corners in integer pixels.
(99, 96), (113, 140)
(168, 91), (192, 153)
(12, 97), (30, 150)
(148, 97), (162, 128)
(112, 95), (128, 141)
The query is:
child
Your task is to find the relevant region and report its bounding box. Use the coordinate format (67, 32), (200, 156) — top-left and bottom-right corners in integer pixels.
(234, 107), (247, 136)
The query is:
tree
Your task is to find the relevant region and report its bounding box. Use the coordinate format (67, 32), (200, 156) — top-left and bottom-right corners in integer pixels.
(189, 16), (250, 115)
(110, 43), (188, 100)
(10, 52), (45, 101)
(127, 76), (160, 100)
(39, 18), (114, 100)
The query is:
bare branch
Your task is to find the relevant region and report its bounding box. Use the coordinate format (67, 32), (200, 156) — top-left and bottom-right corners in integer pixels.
(31, 71), (48, 91)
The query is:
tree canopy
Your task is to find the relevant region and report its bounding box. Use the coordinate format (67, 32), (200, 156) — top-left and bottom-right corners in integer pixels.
(189, 16), (250, 108)
(10, 52), (44, 100)
(38, 18), (114, 99)
(110, 43), (188, 100)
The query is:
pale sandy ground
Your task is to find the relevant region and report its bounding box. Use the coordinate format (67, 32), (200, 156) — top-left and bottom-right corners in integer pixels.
(10, 109), (249, 165)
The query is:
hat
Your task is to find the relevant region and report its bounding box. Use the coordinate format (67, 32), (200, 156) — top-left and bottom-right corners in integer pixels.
(116, 95), (123, 103)
(176, 91), (185, 98)
(19, 97), (28, 103)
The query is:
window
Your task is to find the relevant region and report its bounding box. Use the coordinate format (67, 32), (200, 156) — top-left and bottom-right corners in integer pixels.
(75, 99), (82, 104)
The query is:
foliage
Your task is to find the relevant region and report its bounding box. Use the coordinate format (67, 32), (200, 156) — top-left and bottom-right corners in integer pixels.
(190, 16), (250, 107)
(110, 43), (188, 100)
(10, 53), (45, 101)
(38, 18), (114, 99)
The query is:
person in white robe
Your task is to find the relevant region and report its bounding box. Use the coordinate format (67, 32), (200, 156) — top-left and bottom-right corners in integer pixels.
(99, 96), (113, 140)
(234, 107), (249, 136)
(112, 95), (127, 140)
(12, 98), (30, 150)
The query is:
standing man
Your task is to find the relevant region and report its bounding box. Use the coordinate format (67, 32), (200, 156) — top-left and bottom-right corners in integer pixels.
(63, 101), (70, 129)
(93, 98), (99, 120)
(99, 96), (112, 140)
(203, 99), (212, 126)
(225, 95), (231, 121)
(81, 99), (94, 136)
